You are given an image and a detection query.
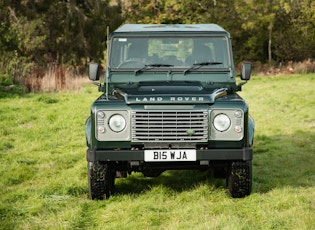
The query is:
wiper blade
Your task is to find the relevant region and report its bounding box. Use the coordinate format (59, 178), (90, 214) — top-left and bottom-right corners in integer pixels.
(184, 61), (223, 75)
(135, 63), (174, 75)
(148, 63), (174, 67)
(194, 61), (222, 66)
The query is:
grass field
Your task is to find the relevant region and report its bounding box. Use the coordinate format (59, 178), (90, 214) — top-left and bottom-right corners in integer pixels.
(0, 74), (314, 229)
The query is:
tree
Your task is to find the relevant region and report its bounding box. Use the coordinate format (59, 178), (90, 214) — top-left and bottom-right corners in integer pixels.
(44, 0), (123, 65)
(0, 0), (123, 69)
(272, 0), (315, 62)
(234, 0), (281, 63)
(1, 0), (314, 81)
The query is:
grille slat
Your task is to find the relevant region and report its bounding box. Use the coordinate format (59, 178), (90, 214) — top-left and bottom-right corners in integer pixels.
(131, 110), (208, 142)
(132, 128), (207, 131)
(133, 123), (208, 127)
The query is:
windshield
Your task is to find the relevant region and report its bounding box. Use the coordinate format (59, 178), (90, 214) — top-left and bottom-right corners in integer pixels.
(109, 36), (231, 70)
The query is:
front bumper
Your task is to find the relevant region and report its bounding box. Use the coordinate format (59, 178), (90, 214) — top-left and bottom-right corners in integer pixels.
(86, 147), (252, 162)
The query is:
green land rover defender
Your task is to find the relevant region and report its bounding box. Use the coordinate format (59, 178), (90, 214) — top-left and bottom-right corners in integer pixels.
(86, 24), (254, 199)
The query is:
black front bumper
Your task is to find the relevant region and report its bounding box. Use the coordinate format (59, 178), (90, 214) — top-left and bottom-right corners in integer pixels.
(86, 147), (252, 162)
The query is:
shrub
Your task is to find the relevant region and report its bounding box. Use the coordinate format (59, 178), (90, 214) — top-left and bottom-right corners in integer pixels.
(21, 65), (89, 93)
(293, 59), (315, 74)
(0, 74), (13, 87)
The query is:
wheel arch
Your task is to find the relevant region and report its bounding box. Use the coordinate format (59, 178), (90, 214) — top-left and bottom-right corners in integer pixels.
(85, 117), (92, 147)
(248, 115), (255, 146)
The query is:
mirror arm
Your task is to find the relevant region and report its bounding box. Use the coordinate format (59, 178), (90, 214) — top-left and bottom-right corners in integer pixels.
(237, 81), (247, 91)
(92, 82), (102, 92)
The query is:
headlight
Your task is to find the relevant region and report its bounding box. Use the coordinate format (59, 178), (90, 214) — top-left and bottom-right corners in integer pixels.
(213, 113), (231, 132)
(108, 114), (126, 132)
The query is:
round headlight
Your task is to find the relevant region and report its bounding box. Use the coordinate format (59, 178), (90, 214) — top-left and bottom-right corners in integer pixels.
(213, 114), (231, 132)
(108, 114), (126, 132)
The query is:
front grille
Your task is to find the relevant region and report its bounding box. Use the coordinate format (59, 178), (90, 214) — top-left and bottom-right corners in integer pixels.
(131, 110), (208, 142)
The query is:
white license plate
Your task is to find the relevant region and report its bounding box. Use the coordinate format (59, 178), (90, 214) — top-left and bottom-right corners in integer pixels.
(144, 149), (196, 162)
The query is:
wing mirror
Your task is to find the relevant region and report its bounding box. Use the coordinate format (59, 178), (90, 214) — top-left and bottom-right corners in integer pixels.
(240, 62), (252, 81)
(88, 62), (100, 81)
(88, 62), (103, 91)
(237, 62), (252, 91)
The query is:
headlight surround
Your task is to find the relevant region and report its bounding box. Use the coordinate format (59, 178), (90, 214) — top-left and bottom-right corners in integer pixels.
(108, 114), (126, 132)
(210, 109), (244, 141)
(213, 113), (231, 132)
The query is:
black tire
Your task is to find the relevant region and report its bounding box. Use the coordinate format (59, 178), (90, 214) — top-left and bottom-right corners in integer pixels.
(227, 161), (252, 198)
(88, 161), (116, 200)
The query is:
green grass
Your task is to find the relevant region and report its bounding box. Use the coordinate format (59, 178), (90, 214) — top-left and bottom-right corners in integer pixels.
(1, 74), (315, 229)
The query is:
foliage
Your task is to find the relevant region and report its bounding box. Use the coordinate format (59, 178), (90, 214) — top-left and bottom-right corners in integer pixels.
(0, 0), (315, 88)
(0, 74), (315, 229)
(272, 0), (315, 62)
(0, 0), (123, 86)
(123, 0), (315, 64)
(0, 74), (13, 86)
(0, 72), (24, 97)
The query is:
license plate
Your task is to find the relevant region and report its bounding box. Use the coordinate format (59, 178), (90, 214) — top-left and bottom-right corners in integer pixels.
(144, 149), (196, 162)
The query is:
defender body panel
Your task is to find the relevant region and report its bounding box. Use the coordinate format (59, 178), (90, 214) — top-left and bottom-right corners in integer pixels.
(86, 24), (254, 199)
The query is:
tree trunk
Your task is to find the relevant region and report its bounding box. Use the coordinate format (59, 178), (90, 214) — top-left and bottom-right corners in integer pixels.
(268, 25), (272, 63)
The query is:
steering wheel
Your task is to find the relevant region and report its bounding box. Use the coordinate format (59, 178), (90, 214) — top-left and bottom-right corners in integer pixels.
(118, 59), (147, 68)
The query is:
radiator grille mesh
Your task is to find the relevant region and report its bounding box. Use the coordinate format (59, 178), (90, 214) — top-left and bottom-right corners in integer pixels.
(131, 110), (208, 142)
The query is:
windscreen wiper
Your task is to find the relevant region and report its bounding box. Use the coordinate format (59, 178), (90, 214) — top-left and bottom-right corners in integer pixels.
(135, 64), (174, 75)
(183, 62), (222, 75)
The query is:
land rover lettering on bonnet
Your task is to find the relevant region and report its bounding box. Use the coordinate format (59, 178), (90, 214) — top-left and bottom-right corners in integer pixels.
(135, 96), (205, 102)
(85, 24), (254, 199)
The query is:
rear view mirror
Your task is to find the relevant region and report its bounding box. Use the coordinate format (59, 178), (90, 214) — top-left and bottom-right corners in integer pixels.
(240, 62), (252, 81)
(88, 63), (100, 81)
